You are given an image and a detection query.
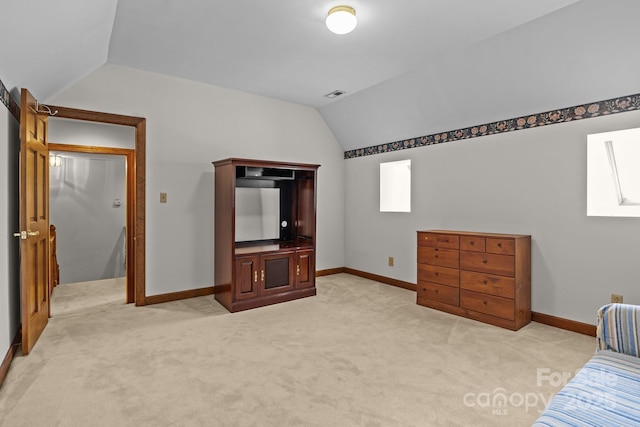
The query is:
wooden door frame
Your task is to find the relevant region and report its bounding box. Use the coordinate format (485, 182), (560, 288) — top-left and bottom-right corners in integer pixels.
(46, 106), (147, 305)
(48, 143), (136, 303)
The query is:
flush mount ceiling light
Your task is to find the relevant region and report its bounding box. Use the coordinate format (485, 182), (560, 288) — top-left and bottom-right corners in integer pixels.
(326, 5), (357, 35)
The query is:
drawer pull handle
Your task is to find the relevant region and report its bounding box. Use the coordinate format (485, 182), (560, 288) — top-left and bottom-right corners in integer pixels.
(482, 259), (488, 264)
(470, 241), (475, 245)
(497, 243), (502, 248)
(483, 300), (488, 305)
(482, 280), (488, 284)
(435, 272), (439, 276)
(435, 255), (439, 258)
(435, 290), (439, 294)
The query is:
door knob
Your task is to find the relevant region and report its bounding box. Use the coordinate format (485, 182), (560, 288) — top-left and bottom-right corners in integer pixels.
(12, 230), (39, 239)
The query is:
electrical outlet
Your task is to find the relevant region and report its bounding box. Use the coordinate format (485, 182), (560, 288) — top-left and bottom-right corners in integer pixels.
(611, 294), (624, 304)
(388, 256), (394, 267)
(160, 192), (167, 203)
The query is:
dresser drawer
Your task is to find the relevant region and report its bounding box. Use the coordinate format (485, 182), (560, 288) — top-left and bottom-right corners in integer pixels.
(460, 236), (485, 252)
(486, 238), (515, 255)
(460, 251), (514, 276)
(418, 281), (459, 306)
(436, 234), (459, 249)
(418, 232), (459, 249)
(418, 247), (459, 268)
(418, 264), (459, 287)
(418, 232), (437, 247)
(460, 290), (515, 321)
(460, 271), (515, 299)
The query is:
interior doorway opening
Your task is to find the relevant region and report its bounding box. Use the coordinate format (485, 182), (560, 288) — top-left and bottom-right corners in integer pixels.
(49, 143), (136, 303)
(48, 148), (131, 303)
(46, 105), (146, 306)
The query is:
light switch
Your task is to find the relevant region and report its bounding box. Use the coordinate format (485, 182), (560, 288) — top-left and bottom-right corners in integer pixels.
(160, 192), (167, 203)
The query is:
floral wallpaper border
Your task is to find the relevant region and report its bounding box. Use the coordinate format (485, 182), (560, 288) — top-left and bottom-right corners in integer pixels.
(344, 93), (640, 159)
(1, 80), (20, 120)
(0, 79), (9, 109)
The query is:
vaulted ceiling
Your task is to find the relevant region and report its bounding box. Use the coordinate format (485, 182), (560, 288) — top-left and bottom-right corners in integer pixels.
(2, 0), (576, 106)
(3, 1), (639, 151)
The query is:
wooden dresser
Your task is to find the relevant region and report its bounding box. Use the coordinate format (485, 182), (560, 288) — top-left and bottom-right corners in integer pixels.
(417, 230), (531, 330)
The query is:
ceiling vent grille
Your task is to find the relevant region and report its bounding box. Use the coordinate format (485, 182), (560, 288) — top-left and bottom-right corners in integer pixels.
(324, 90), (346, 98)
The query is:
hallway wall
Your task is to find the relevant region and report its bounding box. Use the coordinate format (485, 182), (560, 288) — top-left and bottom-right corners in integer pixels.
(50, 155), (127, 284)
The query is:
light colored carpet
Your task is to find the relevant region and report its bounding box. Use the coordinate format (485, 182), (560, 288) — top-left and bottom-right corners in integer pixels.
(0, 274), (595, 426)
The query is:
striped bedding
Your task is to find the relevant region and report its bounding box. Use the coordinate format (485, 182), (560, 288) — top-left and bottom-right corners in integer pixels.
(533, 350), (640, 426)
(534, 304), (640, 427)
(596, 303), (639, 357)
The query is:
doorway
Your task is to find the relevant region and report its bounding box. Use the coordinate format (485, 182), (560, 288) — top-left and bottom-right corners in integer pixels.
(46, 105), (146, 305)
(48, 147), (132, 302)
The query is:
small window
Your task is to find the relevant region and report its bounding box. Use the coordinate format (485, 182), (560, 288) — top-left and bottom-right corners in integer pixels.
(380, 159), (411, 212)
(587, 127), (640, 217)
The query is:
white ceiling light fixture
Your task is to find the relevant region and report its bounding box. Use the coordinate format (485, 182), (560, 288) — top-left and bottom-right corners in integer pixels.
(326, 5), (357, 35)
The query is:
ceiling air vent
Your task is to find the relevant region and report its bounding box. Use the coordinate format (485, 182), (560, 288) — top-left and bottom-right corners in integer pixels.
(324, 90), (346, 98)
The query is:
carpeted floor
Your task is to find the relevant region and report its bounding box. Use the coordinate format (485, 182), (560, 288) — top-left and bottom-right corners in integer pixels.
(0, 274), (595, 426)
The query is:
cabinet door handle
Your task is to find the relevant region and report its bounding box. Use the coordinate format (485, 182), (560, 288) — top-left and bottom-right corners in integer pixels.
(261, 270), (264, 281)
(254, 271), (258, 282)
(296, 265), (300, 276)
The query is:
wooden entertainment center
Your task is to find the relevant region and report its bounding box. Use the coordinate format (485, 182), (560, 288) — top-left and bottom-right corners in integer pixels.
(213, 158), (319, 312)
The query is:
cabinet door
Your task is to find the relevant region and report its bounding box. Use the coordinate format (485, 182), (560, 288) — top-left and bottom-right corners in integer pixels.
(295, 249), (315, 289)
(234, 256), (259, 300)
(260, 252), (295, 296)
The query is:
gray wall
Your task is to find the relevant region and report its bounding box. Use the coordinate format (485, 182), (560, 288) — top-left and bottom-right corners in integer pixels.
(47, 64), (347, 297)
(49, 118), (135, 148)
(0, 90), (20, 358)
(50, 155), (127, 284)
(344, 110), (640, 325)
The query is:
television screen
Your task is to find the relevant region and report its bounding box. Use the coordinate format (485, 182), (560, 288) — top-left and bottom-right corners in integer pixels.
(235, 187), (280, 241)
